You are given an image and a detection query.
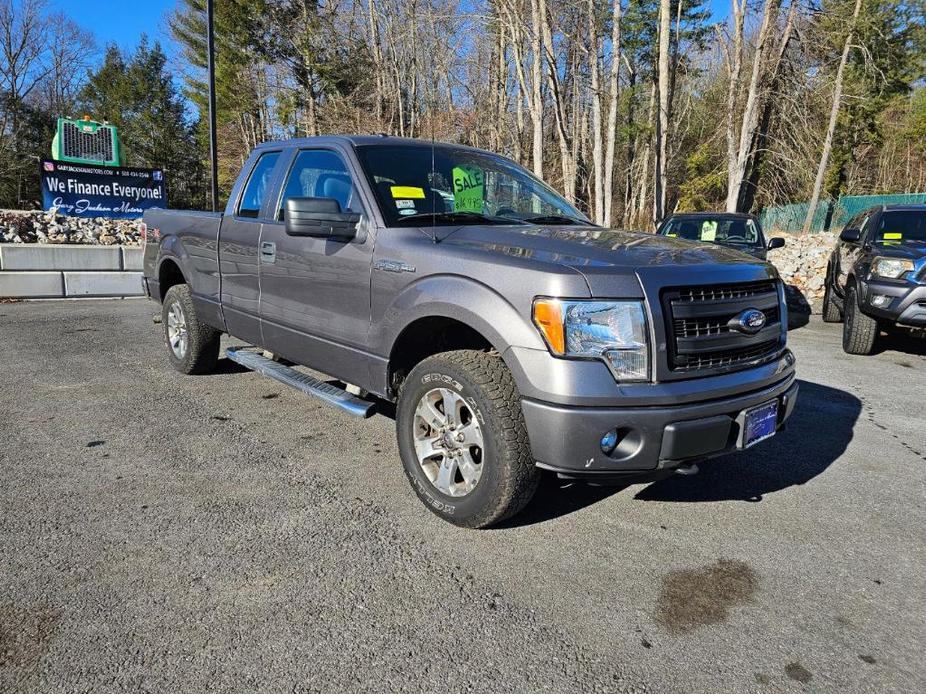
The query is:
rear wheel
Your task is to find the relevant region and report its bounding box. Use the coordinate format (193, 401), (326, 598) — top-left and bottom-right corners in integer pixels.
(162, 284), (221, 374)
(842, 285), (878, 355)
(821, 277), (842, 323)
(396, 350), (540, 528)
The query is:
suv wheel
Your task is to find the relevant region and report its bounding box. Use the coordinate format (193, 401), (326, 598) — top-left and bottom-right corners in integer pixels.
(821, 278), (842, 323)
(396, 350), (540, 528)
(842, 285), (878, 355)
(162, 284), (221, 374)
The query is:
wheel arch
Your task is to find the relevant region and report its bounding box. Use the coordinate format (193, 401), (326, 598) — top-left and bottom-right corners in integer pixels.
(157, 257), (187, 301)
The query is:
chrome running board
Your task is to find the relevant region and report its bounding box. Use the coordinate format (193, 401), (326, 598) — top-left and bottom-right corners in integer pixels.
(226, 346), (376, 418)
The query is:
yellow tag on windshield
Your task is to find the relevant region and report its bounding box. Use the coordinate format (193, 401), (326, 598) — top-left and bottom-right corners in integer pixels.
(391, 185), (425, 199)
(883, 232), (902, 240)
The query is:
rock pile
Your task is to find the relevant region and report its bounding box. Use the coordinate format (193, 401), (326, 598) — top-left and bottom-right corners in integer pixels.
(0, 210), (141, 245)
(767, 231), (837, 312)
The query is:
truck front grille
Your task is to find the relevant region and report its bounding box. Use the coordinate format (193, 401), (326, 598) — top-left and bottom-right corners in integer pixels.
(663, 280), (783, 373)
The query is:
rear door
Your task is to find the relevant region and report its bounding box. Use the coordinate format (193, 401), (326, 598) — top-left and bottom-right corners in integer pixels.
(257, 146), (376, 378)
(219, 149), (282, 345)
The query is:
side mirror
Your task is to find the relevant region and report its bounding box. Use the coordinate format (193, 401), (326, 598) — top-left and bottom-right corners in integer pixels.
(839, 227), (861, 244)
(283, 197), (361, 240)
(767, 237), (785, 250)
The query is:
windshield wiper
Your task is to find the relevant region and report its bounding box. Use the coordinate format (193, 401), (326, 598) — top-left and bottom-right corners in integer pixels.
(396, 211), (503, 225)
(523, 214), (587, 225)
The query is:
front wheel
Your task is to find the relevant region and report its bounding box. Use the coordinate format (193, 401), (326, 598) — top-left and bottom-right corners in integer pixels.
(396, 350), (540, 528)
(162, 284), (221, 374)
(842, 285), (878, 355)
(821, 277), (842, 323)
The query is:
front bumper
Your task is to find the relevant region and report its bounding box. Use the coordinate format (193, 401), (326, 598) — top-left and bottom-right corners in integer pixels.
(861, 280), (926, 327)
(522, 370), (798, 477)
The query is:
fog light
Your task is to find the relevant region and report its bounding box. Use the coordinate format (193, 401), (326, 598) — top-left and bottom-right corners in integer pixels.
(600, 429), (618, 455)
(871, 294), (891, 308)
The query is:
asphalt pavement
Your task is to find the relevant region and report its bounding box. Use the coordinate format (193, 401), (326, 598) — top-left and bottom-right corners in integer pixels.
(1, 299), (924, 693)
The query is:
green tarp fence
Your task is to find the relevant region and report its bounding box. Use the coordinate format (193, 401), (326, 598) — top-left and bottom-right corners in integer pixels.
(759, 193), (926, 234)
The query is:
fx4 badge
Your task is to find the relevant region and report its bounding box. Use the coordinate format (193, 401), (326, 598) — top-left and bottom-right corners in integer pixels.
(374, 259), (416, 274)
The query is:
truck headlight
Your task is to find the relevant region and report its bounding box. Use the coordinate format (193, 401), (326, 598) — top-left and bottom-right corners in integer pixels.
(533, 299), (650, 381)
(871, 257), (914, 279)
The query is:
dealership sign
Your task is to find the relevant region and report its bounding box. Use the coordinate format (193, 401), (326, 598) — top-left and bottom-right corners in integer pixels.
(40, 159), (167, 219)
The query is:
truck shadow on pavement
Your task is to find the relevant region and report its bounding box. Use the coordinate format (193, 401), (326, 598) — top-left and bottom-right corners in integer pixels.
(502, 380), (861, 527)
(875, 330), (926, 357)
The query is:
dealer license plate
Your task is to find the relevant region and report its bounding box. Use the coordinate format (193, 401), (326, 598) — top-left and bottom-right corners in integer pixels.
(742, 400), (779, 448)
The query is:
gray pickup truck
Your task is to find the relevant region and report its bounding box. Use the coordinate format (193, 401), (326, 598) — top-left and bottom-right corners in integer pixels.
(142, 135), (798, 527)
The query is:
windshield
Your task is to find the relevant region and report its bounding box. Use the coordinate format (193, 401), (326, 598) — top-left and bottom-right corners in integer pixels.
(874, 211), (926, 243)
(660, 216), (762, 247)
(354, 143), (587, 227)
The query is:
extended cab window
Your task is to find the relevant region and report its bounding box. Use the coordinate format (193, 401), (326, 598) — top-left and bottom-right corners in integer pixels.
(237, 151), (281, 218)
(279, 149), (360, 219)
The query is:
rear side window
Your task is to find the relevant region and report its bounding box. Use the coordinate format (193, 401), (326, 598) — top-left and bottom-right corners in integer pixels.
(237, 151), (281, 218)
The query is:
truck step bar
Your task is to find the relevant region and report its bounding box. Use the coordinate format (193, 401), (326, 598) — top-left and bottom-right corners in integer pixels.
(226, 346), (376, 418)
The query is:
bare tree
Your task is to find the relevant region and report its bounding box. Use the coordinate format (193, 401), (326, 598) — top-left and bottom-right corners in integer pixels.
(602, 0), (622, 227)
(587, 0), (604, 222)
(725, 0), (783, 211)
(802, 0), (864, 233)
(654, 0), (671, 223)
(722, 0), (747, 212)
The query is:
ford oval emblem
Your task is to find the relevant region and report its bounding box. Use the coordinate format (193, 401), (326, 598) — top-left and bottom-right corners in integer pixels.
(728, 308), (767, 334)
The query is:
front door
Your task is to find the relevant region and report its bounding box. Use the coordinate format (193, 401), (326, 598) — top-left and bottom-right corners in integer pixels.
(219, 149), (282, 346)
(836, 212), (870, 295)
(258, 147), (375, 381)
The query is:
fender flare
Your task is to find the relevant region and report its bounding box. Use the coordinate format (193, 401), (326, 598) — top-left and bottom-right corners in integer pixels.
(376, 274), (548, 360)
(156, 236), (192, 294)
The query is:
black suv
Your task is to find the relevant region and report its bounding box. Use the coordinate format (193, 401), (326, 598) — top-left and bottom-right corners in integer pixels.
(822, 204), (926, 354)
(656, 212), (785, 260)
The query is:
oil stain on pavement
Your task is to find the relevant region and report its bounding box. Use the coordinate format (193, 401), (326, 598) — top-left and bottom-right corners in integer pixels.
(655, 559), (758, 633)
(785, 661), (813, 684)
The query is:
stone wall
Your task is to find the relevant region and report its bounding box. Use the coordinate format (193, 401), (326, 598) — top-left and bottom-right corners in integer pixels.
(767, 231), (837, 311)
(0, 210), (141, 245)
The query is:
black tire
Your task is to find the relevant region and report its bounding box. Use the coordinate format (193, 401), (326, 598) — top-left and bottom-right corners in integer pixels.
(162, 284), (221, 374)
(842, 285), (878, 355)
(396, 350), (540, 528)
(821, 276), (842, 323)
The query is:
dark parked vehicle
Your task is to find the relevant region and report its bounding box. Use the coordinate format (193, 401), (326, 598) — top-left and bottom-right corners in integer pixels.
(142, 136), (797, 528)
(657, 212), (810, 322)
(656, 212), (785, 260)
(822, 204), (926, 354)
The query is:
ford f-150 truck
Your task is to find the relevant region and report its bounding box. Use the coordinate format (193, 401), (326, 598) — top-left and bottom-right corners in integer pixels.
(142, 136), (798, 528)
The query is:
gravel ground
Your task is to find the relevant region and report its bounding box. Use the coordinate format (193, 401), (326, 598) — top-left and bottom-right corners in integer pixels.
(1, 300), (923, 693)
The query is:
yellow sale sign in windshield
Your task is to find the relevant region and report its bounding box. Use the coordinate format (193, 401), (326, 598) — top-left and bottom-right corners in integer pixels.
(452, 165), (484, 213)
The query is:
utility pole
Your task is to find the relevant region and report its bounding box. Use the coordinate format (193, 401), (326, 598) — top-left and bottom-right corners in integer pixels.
(206, 0), (219, 212)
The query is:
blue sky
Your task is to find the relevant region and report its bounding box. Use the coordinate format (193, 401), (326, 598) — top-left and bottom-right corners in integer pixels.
(49, 0), (179, 53)
(50, 0), (730, 59)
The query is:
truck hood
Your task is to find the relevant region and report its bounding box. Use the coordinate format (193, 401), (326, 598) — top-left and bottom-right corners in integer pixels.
(438, 224), (778, 295)
(438, 224), (761, 268)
